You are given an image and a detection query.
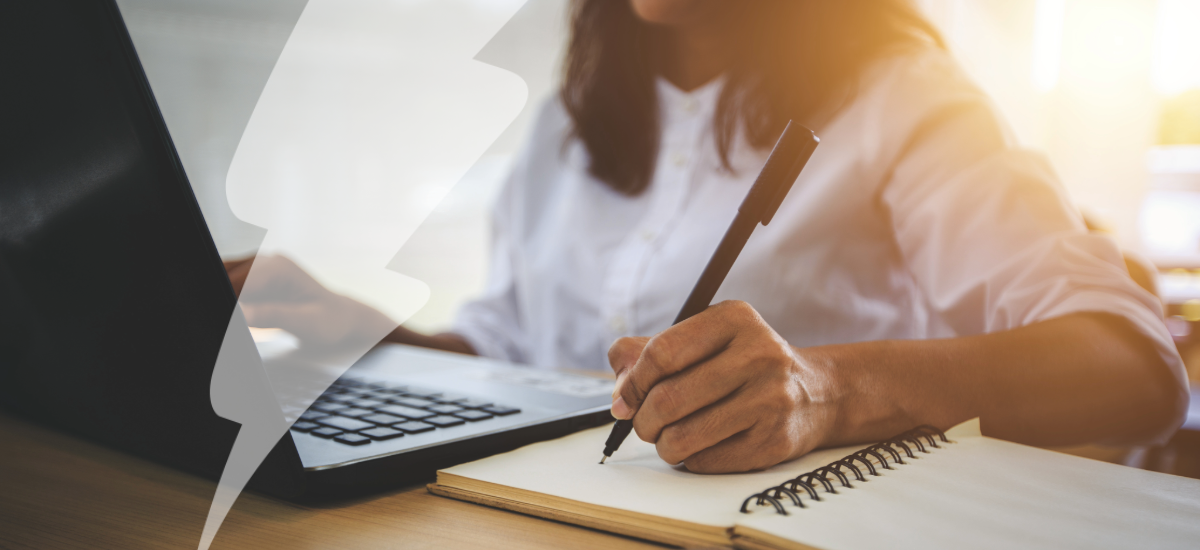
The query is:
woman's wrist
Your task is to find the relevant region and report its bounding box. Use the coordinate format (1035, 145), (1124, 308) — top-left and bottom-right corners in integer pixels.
(781, 343), (857, 458)
(791, 340), (933, 451)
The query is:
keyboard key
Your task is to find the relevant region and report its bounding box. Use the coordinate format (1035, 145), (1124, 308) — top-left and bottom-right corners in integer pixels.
(326, 393), (361, 403)
(290, 421), (320, 432)
(454, 410), (494, 422)
(334, 433), (371, 446)
(300, 411), (329, 422)
(349, 398), (387, 410)
(425, 415), (465, 427)
(361, 427), (405, 441)
(378, 404), (435, 420)
(370, 384), (406, 393)
(393, 397), (438, 409)
(401, 388), (443, 399)
(452, 398), (494, 409)
(335, 407), (373, 418)
(315, 416), (375, 432)
(360, 413), (406, 426)
(428, 404), (465, 415)
(311, 427), (343, 438)
(481, 405), (521, 416)
(394, 421), (436, 434)
(312, 402), (349, 414)
(360, 390), (396, 401)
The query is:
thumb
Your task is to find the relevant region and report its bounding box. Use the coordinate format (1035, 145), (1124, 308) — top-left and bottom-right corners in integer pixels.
(607, 336), (648, 398)
(607, 336), (649, 376)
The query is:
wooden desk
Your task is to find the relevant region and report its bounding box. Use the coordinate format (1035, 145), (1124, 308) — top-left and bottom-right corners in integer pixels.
(0, 413), (667, 549)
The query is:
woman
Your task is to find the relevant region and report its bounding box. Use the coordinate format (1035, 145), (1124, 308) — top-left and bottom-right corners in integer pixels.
(237, 0), (1187, 473)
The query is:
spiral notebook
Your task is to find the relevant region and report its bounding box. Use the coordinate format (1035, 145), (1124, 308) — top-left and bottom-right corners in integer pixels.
(429, 419), (1200, 549)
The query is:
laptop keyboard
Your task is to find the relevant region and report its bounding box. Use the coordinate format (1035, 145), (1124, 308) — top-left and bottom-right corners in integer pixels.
(290, 377), (521, 446)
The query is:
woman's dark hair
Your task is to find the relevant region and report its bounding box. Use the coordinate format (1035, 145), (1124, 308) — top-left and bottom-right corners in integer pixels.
(561, 0), (945, 195)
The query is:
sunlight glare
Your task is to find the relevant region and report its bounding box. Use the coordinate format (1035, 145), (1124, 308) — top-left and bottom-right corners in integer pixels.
(1032, 0), (1066, 92)
(1152, 0), (1200, 95)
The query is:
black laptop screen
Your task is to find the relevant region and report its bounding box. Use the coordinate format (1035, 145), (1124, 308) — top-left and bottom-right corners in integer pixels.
(0, 0), (261, 482)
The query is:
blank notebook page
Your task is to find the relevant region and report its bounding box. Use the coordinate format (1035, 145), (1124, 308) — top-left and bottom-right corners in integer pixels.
(441, 423), (873, 530)
(736, 428), (1200, 550)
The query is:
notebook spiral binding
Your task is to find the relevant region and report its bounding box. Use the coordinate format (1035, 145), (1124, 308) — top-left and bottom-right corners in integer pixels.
(740, 425), (951, 516)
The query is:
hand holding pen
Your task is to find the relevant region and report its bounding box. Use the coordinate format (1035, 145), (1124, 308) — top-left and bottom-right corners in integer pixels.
(600, 122), (820, 470)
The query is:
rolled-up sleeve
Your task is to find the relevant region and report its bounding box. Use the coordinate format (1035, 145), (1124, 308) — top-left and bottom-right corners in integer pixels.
(879, 78), (1187, 442)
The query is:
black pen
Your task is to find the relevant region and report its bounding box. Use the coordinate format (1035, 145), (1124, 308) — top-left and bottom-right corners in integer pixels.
(600, 121), (819, 464)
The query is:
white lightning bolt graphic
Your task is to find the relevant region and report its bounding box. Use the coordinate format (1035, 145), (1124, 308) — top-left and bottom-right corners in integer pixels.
(200, 1), (529, 548)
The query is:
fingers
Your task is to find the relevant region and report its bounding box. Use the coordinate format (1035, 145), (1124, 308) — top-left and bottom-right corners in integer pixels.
(681, 423), (797, 474)
(659, 386), (805, 473)
(632, 351), (750, 443)
(613, 301), (759, 419)
(606, 300), (817, 473)
(239, 255), (326, 300)
(608, 336), (649, 376)
(608, 336), (649, 401)
(243, 301), (323, 336)
(223, 256), (254, 273)
(223, 256), (255, 297)
(651, 389), (757, 465)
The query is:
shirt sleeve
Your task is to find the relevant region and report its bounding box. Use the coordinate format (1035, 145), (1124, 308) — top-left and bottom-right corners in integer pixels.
(876, 53), (1187, 443)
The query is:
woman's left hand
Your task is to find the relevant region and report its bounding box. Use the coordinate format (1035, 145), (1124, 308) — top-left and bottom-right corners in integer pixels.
(608, 300), (840, 473)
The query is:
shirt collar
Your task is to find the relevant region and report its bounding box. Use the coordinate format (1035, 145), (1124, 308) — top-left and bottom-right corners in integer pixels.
(655, 75), (725, 119)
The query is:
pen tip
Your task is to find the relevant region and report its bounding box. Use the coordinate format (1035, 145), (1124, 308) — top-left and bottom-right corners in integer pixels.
(599, 456), (607, 464)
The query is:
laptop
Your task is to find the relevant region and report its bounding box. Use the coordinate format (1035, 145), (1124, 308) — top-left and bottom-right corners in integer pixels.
(0, 0), (613, 498)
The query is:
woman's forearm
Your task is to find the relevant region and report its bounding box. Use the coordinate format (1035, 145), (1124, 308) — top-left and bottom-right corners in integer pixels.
(383, 326), (477, 356)
(814, 312), (1185, 448)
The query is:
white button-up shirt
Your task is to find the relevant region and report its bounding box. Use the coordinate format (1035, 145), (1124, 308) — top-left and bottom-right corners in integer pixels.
(452, 48), (1185, 394)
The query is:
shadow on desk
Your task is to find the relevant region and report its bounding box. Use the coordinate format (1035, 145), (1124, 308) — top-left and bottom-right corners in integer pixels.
(0, 413), (666, 550)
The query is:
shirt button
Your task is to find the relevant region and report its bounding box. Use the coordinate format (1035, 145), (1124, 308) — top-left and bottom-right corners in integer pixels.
(609, 316), (627, 333)
(682, 98), (699, 114)
(639, 229), (655, 242)
(671, 152), (687, 167)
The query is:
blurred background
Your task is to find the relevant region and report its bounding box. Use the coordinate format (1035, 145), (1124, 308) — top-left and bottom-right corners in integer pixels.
(116, 0), (1200, 357)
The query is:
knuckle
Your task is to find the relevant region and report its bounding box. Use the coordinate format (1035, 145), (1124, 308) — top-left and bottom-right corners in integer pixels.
(657, 424), (694, 464)
(607, 337), (634, 367)
(628, 340), (672, 401)
(719, 300), (755, 320)
(641, 337), (673, 372)
(646, 382), (682, 418)
(766, 386), (794, 414)
(744, 336), (793, 372)
(683, 455), (712, 473)
(685, 449), (730, 474)
(631, 415), (656, 443)
(633, 422), (656, 445)
(624, 376), (651, 405)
